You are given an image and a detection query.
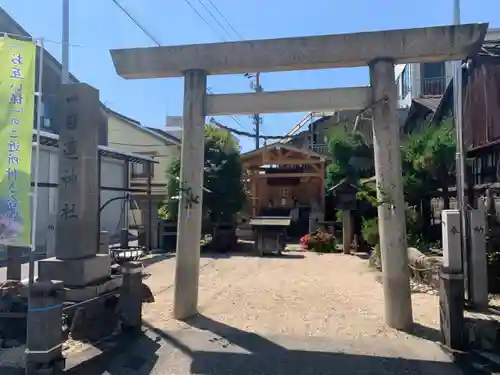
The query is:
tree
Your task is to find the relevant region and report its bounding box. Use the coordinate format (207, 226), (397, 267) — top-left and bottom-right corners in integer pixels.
(402, 120), (455, 208)
(400, 120), (455, 242)
(160, 124), (246, 224)
(325, 126), (373, 188)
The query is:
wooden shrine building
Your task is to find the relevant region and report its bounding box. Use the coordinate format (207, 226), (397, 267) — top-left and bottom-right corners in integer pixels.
(240, 144), (327, 216)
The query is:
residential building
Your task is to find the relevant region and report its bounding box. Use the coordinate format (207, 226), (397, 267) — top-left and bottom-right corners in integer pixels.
(32, 131), (153, 256)
(106, 111), (181, 246)
(283, 108), (407, 156)
(165, 116), (183, 140)
(400, 32), (500, 213)
(395, 28), (500, 109)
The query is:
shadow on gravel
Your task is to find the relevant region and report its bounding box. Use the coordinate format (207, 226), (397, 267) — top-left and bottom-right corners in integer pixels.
(411, 322), (442, 343)
(200, 251), (305, 260)
(129, 315), (462, 375)
(64, 331), (161, 375)
(140, 253), (175, 268)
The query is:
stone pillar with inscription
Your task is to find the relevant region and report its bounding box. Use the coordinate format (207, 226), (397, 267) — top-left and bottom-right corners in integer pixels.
(469, 209), (488, 310)
(38, 84), (112, 298)
(440, 209), (465, 350)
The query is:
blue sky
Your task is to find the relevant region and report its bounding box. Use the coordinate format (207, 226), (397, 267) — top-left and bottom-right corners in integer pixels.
(0, 0), (498, 151)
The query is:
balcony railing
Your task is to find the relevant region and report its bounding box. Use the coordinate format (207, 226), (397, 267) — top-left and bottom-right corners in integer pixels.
(421, 77), (446, 96)
(310, 143), (328, 154)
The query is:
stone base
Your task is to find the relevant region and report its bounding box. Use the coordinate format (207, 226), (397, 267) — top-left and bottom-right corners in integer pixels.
(38, 255), (111, 287)
(439, 270), (465, 351)
(64, 276), (122, 302)
(20, 276), (122, 302)
(25, 344), (65, 367)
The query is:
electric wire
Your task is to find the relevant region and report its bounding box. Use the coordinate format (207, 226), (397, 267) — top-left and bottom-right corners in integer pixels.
(110, 0), (162, 46)
(209, 97), (388, 142)
(205, 0), (244, 40)
(110, 0), (249, 132)
(194, 0), (235, 40)
(181, 0), (228, 41)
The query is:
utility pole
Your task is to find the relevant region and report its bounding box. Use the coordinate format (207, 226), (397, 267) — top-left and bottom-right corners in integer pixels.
(247, 72), (263, 149)
(62, 0), (70, 84)
(453, 0), (468, 294)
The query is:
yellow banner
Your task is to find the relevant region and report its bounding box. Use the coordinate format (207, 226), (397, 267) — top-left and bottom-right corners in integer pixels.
(0, 37), (36, 246)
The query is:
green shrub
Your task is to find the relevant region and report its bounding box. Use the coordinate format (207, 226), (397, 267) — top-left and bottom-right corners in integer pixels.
(362, 218), (379, 247)
(369, 244), (381, 270)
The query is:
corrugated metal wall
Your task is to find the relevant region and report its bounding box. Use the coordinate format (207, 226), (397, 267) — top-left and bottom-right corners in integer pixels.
(464, 62), (500, 149)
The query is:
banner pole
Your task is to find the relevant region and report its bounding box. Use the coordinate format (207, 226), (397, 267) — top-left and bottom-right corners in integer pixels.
(28, 38), (44, 288)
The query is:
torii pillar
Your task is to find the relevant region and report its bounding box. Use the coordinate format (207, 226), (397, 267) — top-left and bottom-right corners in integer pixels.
(173, 70), (207, 319)
(109, 23), (487, 326)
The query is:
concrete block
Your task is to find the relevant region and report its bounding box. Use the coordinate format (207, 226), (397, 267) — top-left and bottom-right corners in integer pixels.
(38, 254), (111, 287)
(439, 270), (465, 350)
(120, 262), (143, 330)
(99, 230), (110, 254)
(442, 210), (462, 273)
(25, 280), (65, 372)
(6, 245), (25, 280)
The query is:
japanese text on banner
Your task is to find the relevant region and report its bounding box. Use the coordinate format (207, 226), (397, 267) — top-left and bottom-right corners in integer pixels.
(0, 37), (36, 245)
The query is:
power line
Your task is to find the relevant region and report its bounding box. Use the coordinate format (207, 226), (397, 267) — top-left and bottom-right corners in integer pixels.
(181, 0), (228, 41)
(177, 0), (261, 136)
(211, 97), (388, 142)
(194, 0), (235, 40)
(110, 0), (249, 133)
(206, 87), (246, 131)
(111, 0), (254, 134)
(205, 0), (244, 40)
(110, 0), (162, 46)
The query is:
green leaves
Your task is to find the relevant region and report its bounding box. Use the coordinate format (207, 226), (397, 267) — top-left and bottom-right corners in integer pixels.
(160, 124), (246, 224)
(325, 127), (372, 188)
(401, 120), (455, 203)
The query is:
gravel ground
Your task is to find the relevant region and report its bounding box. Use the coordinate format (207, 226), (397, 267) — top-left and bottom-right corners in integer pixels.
(65, 249), (461, 375)
(142, 250), (442, 341)
(4, 249), (462, 374)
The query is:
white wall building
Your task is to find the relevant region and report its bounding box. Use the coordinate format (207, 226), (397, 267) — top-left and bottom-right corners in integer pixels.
(31, 131), (154, 257)
(165, 116), (183, 140)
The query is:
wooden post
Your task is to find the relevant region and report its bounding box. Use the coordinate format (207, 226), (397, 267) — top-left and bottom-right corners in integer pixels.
(342, 210), (353, 254)
(251, 175), (257, 216)
(6, 245), (23, 281)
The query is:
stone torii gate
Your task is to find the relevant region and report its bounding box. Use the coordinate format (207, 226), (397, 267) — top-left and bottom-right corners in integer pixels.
(109, 23), (487, 330)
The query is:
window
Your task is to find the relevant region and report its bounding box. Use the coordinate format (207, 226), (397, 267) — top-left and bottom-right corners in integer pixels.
(131, 161), (152, 178)
(421, 62), (446, 95)
(422, 62), (445, 79)
(131, 152), (155, 178)
(401, 66), (410, 98)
